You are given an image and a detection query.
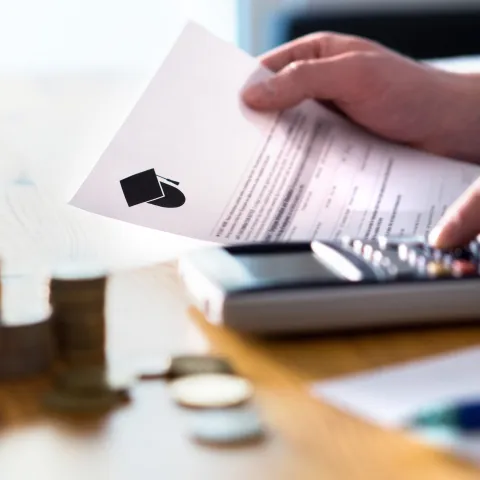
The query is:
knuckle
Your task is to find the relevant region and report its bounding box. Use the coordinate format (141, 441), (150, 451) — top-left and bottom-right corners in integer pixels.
(303, 31), (332, 43)
(297, 32), (339, 58)
(285, 60), (316, 92)
(348, 35), (381, 51)
(309, 31), (379, 56)
(343, 51), (383, 78)
(309, 32), (341, 57)
(286, 60), (311, 78)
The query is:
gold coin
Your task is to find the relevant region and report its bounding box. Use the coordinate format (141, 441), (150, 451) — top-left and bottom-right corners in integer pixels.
(168, 354), (235, 378)
(0, 310), (54, 379)
(55, 366), (107, 393)
(426, 261), (451, 277)
(64, 349), (106, 366)
(169, 374), (253, 408)
(61, 329), (105, 346)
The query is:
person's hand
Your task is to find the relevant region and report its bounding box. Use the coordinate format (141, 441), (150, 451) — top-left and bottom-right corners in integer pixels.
(242, 32), (480, 162)
(429, 177), (480, 248)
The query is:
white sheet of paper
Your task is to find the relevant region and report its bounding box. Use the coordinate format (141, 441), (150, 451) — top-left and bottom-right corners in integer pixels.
(312, 346), (480, 464)
(70, 21), (480, 243)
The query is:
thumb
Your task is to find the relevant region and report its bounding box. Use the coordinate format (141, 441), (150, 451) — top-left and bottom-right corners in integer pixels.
(429, 178), (480, 248)
(242, 54), (357, 111)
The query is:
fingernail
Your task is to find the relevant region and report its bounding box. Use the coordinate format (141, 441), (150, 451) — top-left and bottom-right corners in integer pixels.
(428, 225), (441, 245)
(242, 81), (274, 106)
(428, 216), (461, 248)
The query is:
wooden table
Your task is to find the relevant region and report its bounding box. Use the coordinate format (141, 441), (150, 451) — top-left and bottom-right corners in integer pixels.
(1, 68), (480, 480)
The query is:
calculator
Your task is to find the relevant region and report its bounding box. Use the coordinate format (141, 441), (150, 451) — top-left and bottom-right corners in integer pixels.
(177, 236), (480, 334)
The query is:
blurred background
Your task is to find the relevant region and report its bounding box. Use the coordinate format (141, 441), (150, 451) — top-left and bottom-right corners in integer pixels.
(241, 0), (480, 59)
(2, 0), (480, 74)
(242, 0), (480, 59)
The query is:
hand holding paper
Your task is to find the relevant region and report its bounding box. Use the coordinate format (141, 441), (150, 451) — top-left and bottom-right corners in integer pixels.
(70, 21), (480, 245)
(242, 30), (480, 164)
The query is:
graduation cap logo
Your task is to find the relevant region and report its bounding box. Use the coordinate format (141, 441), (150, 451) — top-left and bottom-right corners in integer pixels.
(120, 168), (186, 209)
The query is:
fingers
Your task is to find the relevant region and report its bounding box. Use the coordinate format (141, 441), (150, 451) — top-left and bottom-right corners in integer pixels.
(429, 178), (480, 248)
(258, 32), (377, 73)
(242, 53), (358, 111)
(258, 33), (330, 72)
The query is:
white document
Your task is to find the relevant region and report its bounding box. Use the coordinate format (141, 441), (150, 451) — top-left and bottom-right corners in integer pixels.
(312, 346), (480, 464)
(70, 21), (480, 243)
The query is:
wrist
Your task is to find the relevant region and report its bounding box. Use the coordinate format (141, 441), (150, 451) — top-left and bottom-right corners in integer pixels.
(424, 72), (480, 163)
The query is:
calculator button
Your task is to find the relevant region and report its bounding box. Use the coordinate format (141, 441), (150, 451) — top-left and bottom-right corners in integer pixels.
(433, 246), (472, 261)
(415, 255), (428, 270)
(441, 254), (454, 266)
(340, 235), (353, 248)
(372, 250), (383, 264)
(372, 250), (417, 279)
(378, 235), (425, 250)
(468, 241), (480, 259)
(449, 247), (472, 260)
(423, 245), (437, 260)
(451, 260), (477, 276)
(352, 239), (364, 254)
(426, 261), (451, 278)
(397, 244), (409, 261)
(362, 244), (374, 261)
(407, 250), (420, 266)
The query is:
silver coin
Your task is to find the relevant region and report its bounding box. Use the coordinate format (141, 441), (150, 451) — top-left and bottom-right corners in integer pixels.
(169, 373), (253, 408)
(189, 408), (265, 445)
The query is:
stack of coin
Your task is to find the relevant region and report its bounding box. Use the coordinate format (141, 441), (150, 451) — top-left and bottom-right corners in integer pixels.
(0, 308), (54, 379)
(44, 262), (130, 413)
(49, 263), (108, 368)
(0, 275), (54, 379)
(188, 407), (266, 446)
(155, 353), (266, 445)
(43, 365), (131, 413)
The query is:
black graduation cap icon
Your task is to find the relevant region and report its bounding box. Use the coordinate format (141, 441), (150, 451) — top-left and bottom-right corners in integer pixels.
(120, 168), (186, 209)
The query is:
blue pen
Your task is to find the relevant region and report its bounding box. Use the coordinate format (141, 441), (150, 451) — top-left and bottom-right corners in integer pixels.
(409, 399), (480, 432)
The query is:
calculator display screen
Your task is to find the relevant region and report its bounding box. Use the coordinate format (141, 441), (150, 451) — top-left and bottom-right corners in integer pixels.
(236, 252), (341, 284)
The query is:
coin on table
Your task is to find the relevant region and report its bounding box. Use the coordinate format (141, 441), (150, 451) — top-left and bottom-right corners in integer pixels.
(189, 407), (265, 445)
(169, 373), (253, 408)
(168, 354), (235, 379)
(0, 307), (54, 379)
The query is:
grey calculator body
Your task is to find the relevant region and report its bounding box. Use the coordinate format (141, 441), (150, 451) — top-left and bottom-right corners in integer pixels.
(177, 237), (480, 334)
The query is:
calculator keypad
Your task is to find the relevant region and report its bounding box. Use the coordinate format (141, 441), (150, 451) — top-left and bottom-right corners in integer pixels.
(334, 236), (480, 282)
